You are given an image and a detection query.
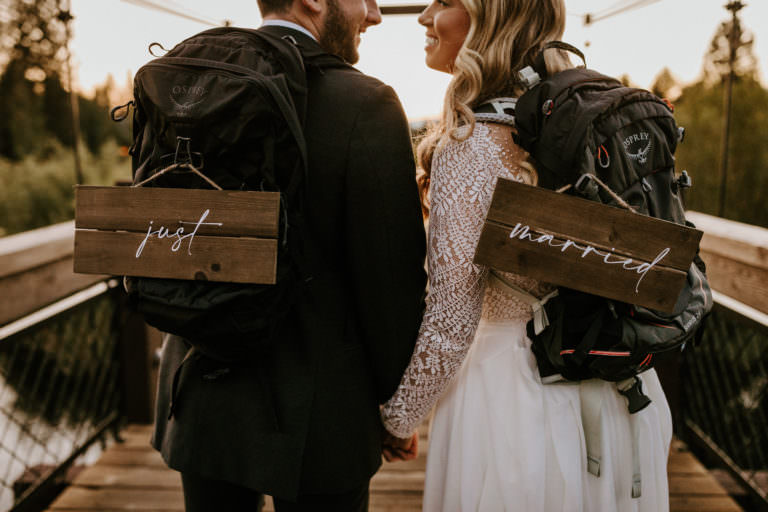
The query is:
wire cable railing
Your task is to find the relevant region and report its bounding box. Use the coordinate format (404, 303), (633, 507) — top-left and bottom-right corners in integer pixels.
(682, 291), (768, 509)
(0, 239), (126, 512)
(0, 211), (764, 512)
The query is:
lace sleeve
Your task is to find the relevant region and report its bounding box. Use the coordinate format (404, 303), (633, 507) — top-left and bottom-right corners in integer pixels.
(380, 123), (530, 438)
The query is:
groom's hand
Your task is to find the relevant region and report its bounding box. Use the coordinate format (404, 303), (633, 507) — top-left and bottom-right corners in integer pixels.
(382, 430), (419, 462)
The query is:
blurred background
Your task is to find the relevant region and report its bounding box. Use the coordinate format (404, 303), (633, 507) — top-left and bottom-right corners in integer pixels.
(0, 0), (766, 234)
(0, 2), (767, 512)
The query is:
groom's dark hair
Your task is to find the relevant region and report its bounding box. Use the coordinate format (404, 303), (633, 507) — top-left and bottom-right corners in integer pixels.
(257, 0), (294, 14)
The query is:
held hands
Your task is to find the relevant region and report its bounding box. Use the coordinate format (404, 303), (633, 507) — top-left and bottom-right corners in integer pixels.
(382, 430), (419, 462)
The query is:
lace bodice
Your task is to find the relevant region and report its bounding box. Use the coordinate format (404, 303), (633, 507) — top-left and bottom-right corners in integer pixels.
(380, 123), (553, 438)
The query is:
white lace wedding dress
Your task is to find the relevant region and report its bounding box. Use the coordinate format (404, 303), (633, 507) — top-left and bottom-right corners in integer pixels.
(380, 122), (673, 512)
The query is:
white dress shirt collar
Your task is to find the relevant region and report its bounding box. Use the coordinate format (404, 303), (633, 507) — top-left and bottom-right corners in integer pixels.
(261, 19), (317, 41)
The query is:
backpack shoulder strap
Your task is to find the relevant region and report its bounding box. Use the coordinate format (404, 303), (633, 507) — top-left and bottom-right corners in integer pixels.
(473, 97), (517, 126)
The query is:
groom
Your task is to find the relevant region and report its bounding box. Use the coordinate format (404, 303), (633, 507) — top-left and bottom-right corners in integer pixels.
(150, 0), (427, 510)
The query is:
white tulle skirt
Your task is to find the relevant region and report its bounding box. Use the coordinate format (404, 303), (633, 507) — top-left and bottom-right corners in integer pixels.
(423, 319), (673, 512)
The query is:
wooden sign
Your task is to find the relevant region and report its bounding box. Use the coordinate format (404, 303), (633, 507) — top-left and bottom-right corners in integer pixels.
(74, 186), (280, 284)
(474, 178), (702, 313)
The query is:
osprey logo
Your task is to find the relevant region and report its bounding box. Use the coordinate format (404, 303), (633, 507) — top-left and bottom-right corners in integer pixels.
(623, 131), (652, 165)
(170, 84), (207, 109)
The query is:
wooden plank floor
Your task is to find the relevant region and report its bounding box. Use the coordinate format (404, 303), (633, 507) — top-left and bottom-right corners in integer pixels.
(45, 424), (743, 512)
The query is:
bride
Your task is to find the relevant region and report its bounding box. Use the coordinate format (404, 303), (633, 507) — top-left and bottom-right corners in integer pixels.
(379, 0), (673, 510)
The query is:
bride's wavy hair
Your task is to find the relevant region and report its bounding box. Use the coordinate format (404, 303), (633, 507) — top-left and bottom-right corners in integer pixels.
(416, 0), (570, 217)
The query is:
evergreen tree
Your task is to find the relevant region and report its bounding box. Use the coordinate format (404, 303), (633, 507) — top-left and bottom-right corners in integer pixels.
(651, 68), (680, 100)
(674, 15), (767, 228)
(702, 12), (757, 84)
(0, 60), (46, 159)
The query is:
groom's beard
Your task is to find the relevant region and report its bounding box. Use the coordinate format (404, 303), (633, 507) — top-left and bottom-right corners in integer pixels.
(318, 0), (360, 64)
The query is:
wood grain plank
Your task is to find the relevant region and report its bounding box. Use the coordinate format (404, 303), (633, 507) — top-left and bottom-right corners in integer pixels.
(371, 471), (425, 492)
(51, 423), (744, 512)
(74, 230), (277, 284)
(669, 475), (732, 495)
(699, 249), (768, 316)
(96, 448), (167, 467)
(370, 492), (424, 511)
(687, 211), (768, 270)
(49, 487), (184, 510)
(381, 452), (427, 472)
(75, 186), (280, 238)
(667, 451), (708, 475)
(475, 220), (688, 311)
(669, 495), (743, 512)
(486, 179), (702, 270)
(0, 256), (107, 326)
(0, 221), (74, 278)
(74, 466), (181, 488)
(115, 429), (153, 449)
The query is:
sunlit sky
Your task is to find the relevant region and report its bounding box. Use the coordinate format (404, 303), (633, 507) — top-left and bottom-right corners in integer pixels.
(69, 0), (768, 120)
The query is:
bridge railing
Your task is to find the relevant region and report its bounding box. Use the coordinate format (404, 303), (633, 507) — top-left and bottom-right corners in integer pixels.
(0, 211), (765, 511)
(0, 221), (160, 512)
(680, 212), (768, 509)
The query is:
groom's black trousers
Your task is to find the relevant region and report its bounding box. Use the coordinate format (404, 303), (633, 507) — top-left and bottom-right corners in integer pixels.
(181, 472), (370, 512)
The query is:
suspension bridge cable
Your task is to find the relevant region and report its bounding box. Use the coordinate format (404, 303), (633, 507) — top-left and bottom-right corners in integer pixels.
(584, 0), (664, 25)
(119, 0), (226, 27)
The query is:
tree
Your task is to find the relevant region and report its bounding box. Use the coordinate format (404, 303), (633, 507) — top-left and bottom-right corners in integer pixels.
(0, 0), (68, 80)
(674, 76), (768, 227)
(0, 59), (46, 159)
(671, 9), (767, 228)
(0, 0), (71, 159)
(702, 9), (757, 84)
(650, 68), (680, 100)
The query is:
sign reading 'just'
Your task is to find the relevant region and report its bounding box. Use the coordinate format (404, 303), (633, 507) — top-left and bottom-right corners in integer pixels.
(473, 179), (702, 313)
(74, 186), (280, 284)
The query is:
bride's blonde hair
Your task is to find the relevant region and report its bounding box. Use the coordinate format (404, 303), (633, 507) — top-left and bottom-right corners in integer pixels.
(417, 0), (571, 216)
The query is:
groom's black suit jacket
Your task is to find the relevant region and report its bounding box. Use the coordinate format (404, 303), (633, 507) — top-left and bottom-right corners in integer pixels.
(150, 26), (427, 500)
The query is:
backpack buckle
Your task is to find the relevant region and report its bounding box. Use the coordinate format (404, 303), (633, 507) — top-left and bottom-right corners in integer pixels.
(517, 66), (541, 89)
(173, 136), (204, 168)
(676, 170), (692, 189)
(574, 173), (600, 201)
(617, 376), (652, 414)
(174, 137), (192, 164)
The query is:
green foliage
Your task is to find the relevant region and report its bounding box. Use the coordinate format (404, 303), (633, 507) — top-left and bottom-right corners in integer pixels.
(0, 61), (48, 159)
(0, 0), (68, 79)
(79, 83), (132, 154)
(0, 140), (132, 236)
(0, 70), (130, 161)
(673, 76), (768, 227)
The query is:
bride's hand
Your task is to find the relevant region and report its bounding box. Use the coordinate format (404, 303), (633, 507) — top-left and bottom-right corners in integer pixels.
(382, 430), (419, 462)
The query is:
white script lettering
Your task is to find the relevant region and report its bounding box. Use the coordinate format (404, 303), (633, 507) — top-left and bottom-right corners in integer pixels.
(508, 222), (670, 293)
(135, 209), (223, 258)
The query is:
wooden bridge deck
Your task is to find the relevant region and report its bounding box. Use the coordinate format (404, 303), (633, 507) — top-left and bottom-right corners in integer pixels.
(44, 423), (743, 512)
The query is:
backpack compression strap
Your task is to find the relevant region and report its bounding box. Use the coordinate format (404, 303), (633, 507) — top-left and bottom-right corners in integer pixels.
(518, 41), (588, 89)
(488, 271), (558, 335)
(493, 266), (645, 497)
(581, 378), (645, 498)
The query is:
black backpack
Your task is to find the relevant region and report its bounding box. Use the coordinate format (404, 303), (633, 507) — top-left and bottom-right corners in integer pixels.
(111, 27), (333, 363)
(476, 42), (712, 411)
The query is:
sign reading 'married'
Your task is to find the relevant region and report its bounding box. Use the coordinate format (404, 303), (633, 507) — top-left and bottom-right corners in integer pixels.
(74, 186), (280, 284)
(473, 179), (702, 313)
